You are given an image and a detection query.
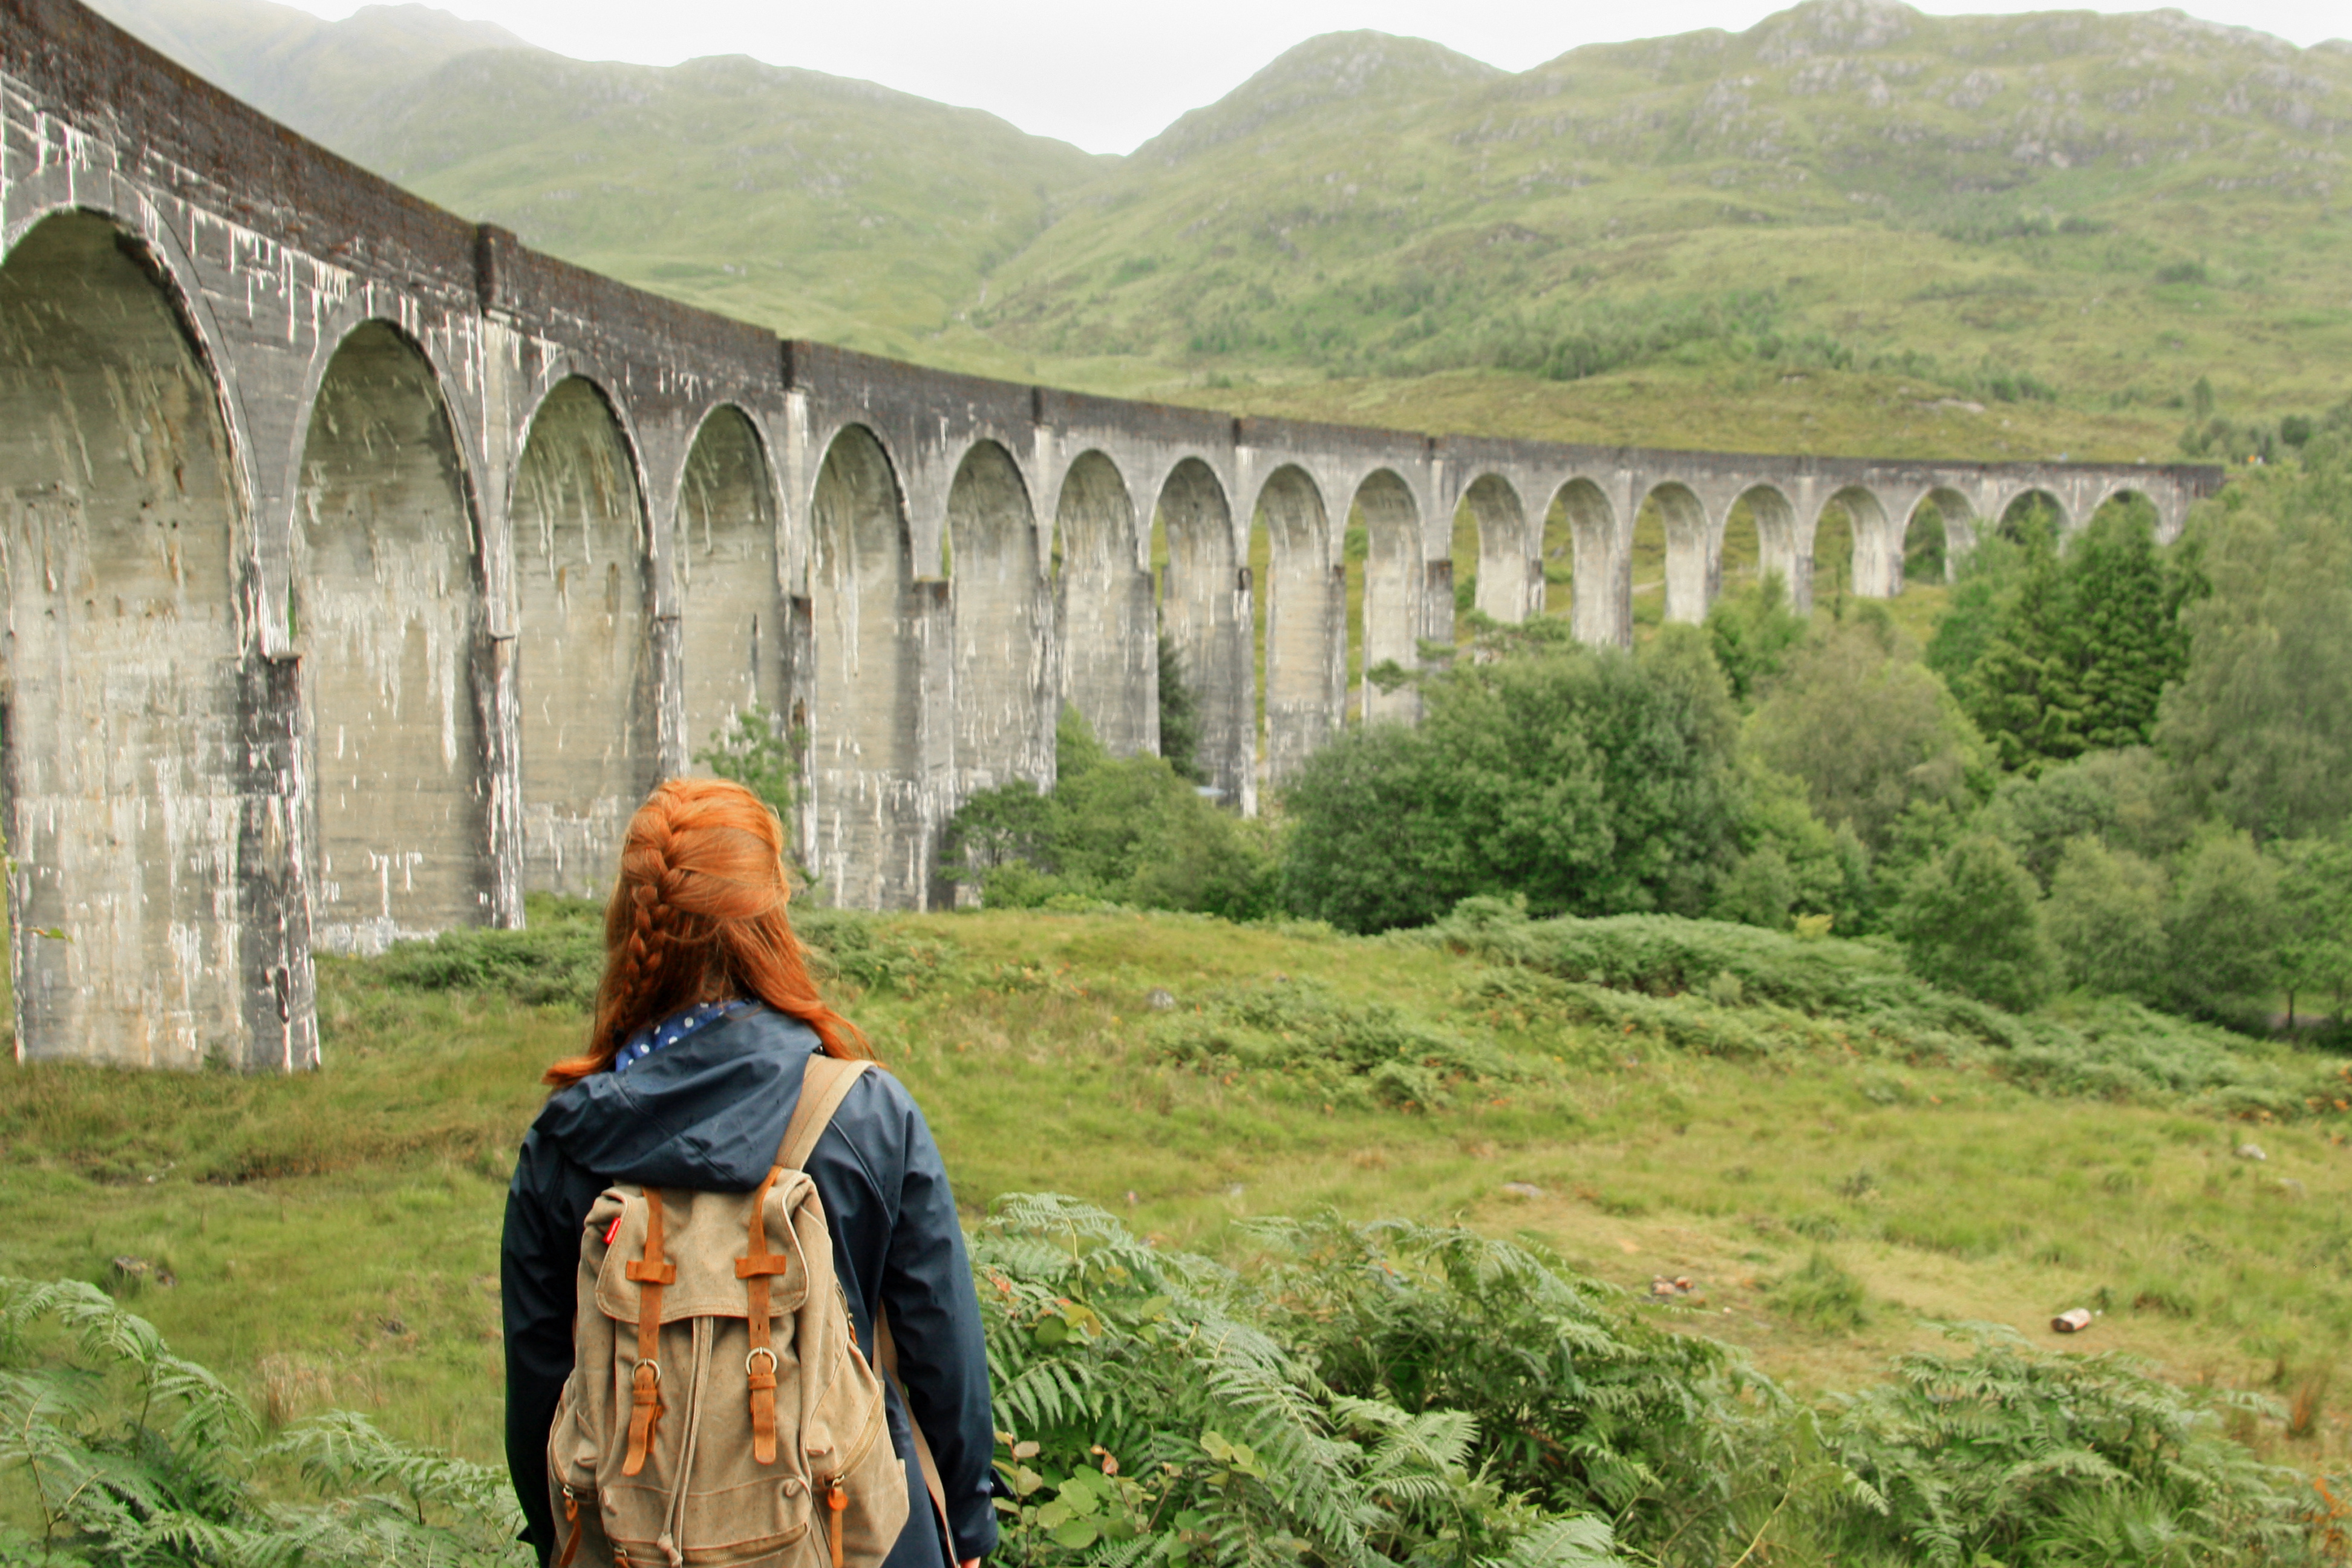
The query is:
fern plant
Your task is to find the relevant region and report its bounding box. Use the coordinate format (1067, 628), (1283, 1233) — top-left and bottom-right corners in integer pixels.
(0, 1278), (526, 1566)
(969, 1195), (1628, 1568)
(1826, 1323), (2322, 1567)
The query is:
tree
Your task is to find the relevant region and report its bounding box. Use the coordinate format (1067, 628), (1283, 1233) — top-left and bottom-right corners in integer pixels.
(1963, 511), (2079, 773)
(2066, 498), (2190, 751)
(2158, 449), (2352, 840)
(1743, 618), (1988, 856)
(1157, 632), (1206, 783)
(1704, 573), (1807, 705)
(1949, 499), (2190, 775)
(2272, 835), (2352, 1025)
(1713, 845), (1796, 930)
(1924, 532), (2028, 711)
(1891, 835), (2054, 1010)
(1723, 756), (1872, 932)
(2164, 831), (2281, 1018)
(1279, 627), (1743, 933)
(696, 704), (802, 822)
(1978, 746), (2190, 890)
(2043, 837), (2169, 1000)
(938, 706), (1278, 920)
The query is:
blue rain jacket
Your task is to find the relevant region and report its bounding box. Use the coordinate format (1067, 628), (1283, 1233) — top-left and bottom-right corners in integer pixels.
(501, 1005), (997, 1567)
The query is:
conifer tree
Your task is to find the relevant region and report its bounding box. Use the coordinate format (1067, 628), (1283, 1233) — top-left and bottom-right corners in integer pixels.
(1965, 498), (2189, 774)
(1963, 507), (2077, 773)
(2067, 500), (2187, 751)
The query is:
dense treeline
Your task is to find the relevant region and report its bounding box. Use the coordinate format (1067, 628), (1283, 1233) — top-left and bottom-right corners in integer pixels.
(946, 433), (2352, 1033)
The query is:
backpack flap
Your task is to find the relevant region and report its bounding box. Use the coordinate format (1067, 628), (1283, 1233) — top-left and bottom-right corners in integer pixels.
(593, 1180), (817, 1325)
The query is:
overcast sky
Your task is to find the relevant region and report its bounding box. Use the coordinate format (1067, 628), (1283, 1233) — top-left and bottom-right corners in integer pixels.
(286, 0), (2348, 153)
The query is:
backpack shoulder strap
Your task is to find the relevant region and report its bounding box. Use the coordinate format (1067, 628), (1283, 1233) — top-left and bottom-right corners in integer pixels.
(777, 1053), (871, 1171)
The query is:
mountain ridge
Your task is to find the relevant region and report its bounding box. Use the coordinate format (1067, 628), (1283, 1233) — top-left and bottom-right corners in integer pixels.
(71, 0), (2352, 459)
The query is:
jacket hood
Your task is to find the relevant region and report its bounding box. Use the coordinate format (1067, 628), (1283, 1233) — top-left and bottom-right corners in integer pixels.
(532, 1004), (818, 1191)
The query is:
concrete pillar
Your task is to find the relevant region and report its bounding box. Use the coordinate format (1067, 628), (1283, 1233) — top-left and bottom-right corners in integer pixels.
(293, 322), (495, 954)
(808, 426), (926, 909)
(1650, 483), (1710, 625)
(947, 440), (1052, 801)
(678, 407), (786, 784)
(1856, 489), (1900, 598)
(1258, 465), (1342, 784)
(511, 378), (659, 898)
(915, 577), (955, 909)
(1056, 451), (1153, 755)
(1356, 471), (1422, 724)
(0, 212), (274, 1068)
(1423, 560), (1457, 661)
(1155, 459), (1252, 811)
(1557, 479), (1618, 648)
(236, 652), (318, 1073)
(1463, 474), (1535, 624)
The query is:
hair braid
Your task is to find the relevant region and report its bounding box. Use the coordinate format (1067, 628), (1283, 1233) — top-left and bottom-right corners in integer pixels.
(547, 776), (869, 1086)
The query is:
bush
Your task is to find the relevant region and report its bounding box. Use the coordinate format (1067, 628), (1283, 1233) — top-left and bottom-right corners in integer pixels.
(1826, 1326), (2311, 1567)
(1892, 836), (2055, 1011)
(2166, 831), (2282, 1016)
(1426, 904), (2304, 1109)
(1280, 627), (1742, 933)
(972, 1196), (1629, 1568)
(944, 709), (1279, 921)
(2045, 837), (2169, 1000)
(0, 1277), (526, 1566)
(371, 893), (603, 1008)
(1770, 1251), (1870, 1334)
(1141, 978), (1550, 1109)
(1743, 619), (1987, 857)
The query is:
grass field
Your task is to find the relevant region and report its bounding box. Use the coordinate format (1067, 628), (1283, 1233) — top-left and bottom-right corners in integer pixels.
(8, 907), (2352, 1486)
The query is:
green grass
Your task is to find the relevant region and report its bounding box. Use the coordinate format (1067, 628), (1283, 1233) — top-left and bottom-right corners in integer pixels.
(10, 906), (2352, 1483)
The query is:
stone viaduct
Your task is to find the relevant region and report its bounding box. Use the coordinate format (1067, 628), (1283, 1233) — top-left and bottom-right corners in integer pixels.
(0, 0), (2225, 1069)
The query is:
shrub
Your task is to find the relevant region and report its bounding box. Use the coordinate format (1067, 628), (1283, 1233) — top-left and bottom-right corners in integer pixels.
(0, 1277), (525, 1566)
(1141, 978), (1549, 1108)
(1771, 1251), (1870, 1333)
(972, 1195), (1629, 1568)
(371, 893), (603, 1008)
(944, 710), (1279, 921)
(2045, 837), (2169, 1000)
(1892, 836), (2055, 1011)
(1826, 1325), (2312, 1567)
(1250, 1214), (1766, 1561)
(2166, 832), (2283, 1018)
(1281, 628), (1742, 933)
(1743, 619), (1987, 856)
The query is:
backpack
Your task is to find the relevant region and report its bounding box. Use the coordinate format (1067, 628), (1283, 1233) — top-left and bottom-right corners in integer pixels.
(546, 1056), (947, 1568)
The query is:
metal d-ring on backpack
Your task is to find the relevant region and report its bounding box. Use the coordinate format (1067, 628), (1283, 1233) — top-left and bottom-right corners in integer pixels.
(546, 1057), (950, 1568)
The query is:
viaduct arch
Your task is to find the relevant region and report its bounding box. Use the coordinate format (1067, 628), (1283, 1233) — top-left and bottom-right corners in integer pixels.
(0, 0), (2227, 1067)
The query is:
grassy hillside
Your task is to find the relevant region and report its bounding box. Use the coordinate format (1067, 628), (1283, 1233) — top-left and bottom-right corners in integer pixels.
(7, 903), (2352, 1480)
(88, 0), (1108, 356)
(984, 8), (2352, 448)
(83, 0), (2352, 452)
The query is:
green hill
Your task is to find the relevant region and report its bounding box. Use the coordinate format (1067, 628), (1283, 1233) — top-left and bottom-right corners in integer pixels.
(87, 0), (1109, 355)
(982, 8), (2352, 454)
(83, 0), (2352, 455)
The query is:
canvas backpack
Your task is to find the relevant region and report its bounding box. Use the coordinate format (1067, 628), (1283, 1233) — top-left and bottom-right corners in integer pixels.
(547, 1056), (949, 1568)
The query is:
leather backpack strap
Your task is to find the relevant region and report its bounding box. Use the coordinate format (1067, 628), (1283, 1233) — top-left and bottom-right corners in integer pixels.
(736, 1163), (792, 1465)
(779, 1054), (871, 1171)
(620, 1189), (675, 1477)
(875, 1312), (955, 1558)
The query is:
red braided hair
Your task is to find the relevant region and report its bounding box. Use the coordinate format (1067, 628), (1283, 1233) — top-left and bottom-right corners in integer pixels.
(543, 776), (870, 1087)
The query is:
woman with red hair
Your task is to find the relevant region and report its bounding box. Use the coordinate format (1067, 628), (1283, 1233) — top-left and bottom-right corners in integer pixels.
(500, 777), (994, 1568)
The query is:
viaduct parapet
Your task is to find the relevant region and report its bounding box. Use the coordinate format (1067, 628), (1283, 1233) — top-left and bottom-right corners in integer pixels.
(0, 0), (2226, 1068)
